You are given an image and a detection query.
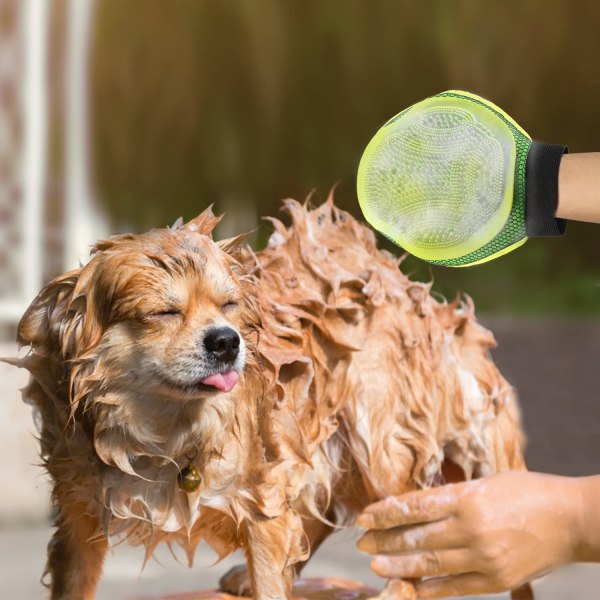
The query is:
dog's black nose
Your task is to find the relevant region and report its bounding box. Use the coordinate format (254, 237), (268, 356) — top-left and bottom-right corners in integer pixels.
(203, 327), (240, 363)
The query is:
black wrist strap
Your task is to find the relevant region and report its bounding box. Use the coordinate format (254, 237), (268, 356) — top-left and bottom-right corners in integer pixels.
(525, 141), (568, 237)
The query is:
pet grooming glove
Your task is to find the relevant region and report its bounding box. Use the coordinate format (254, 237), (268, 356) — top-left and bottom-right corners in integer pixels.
(357, 90), (567, 266)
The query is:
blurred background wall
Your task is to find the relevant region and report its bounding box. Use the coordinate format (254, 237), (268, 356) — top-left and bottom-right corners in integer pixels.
(0, 0), (598, 524)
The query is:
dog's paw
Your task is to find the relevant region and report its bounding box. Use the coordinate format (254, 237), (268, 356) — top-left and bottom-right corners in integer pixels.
(219, 564), (252, 597)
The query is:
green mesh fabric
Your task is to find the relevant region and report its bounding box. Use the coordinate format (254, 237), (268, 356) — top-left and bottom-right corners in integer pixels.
(427, 92), (531, 267)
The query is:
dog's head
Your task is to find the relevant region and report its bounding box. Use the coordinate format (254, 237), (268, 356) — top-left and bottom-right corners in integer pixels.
(17, 207), (256, 417)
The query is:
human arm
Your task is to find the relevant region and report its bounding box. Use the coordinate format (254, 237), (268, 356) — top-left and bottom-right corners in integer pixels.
(356, 470), (600, 598)
(557, 152), (600, 223)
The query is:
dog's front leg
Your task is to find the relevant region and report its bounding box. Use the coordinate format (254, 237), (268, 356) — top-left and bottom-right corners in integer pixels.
(46, 502), (108, 600)
(242, 510), (306, 600)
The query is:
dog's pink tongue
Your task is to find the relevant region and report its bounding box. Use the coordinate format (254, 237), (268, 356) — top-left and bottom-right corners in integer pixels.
(201, 370), (239, 393)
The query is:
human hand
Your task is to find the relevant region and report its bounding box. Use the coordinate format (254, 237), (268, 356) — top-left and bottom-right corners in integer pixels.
(357, 471), (585, 598)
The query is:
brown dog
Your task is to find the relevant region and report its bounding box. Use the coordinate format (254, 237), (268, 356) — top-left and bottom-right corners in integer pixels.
(9, 197), (528, 599)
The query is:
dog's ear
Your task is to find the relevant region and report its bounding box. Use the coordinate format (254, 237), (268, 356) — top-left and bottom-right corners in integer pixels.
(17, 264), (103, 361)
(178, 205), (223, 237)
(17, 270), (80, 355)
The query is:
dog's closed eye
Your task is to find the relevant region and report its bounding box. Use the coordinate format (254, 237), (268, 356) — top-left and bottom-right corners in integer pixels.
(222, 301), (238, 314)
(149, 308), (182, 319)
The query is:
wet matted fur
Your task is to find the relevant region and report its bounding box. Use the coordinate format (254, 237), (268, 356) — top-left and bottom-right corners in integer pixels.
(8, 197), (527, 599)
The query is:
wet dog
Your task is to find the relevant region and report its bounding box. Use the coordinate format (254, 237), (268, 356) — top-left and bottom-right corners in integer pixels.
(9, 198), (527, 599)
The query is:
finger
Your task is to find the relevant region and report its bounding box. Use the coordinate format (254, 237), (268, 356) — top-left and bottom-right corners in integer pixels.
(357, 518), (465, 555)
(371, 548), (474, 579)
(415, 573), (501, 599)
(357, 487), (460, 530)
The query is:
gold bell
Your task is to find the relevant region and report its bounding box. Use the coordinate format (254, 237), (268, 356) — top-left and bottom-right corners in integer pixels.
(178, 452), (202, 493)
